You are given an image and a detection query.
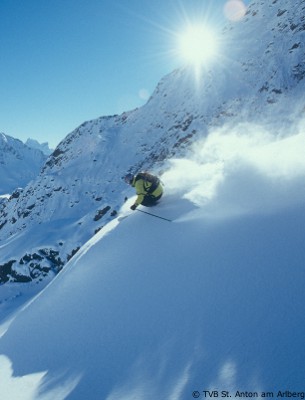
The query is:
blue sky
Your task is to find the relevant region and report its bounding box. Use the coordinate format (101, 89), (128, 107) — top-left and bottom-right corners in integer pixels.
(0, 0), (249, 148)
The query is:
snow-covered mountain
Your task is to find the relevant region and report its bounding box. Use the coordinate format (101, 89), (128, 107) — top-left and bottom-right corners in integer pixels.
(0, 133), (46, 195)
(25, 138), (53, 156)
(0, 0), (305, 397)
(0, 0), (304, 287)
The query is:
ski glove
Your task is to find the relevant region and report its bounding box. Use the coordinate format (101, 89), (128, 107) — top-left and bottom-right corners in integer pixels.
(130, 204), (137, 210)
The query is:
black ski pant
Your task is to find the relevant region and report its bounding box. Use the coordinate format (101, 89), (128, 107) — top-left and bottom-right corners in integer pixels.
(141, 193), (162, 207)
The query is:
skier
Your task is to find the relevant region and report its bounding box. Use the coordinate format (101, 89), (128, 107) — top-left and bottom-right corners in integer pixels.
(124, 172), (163, 210)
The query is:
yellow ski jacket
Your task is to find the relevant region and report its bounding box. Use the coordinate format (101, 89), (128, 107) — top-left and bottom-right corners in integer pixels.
(131, 175), (163, 206)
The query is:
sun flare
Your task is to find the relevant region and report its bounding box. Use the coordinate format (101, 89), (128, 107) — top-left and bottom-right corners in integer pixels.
(178, 24), (218, 67)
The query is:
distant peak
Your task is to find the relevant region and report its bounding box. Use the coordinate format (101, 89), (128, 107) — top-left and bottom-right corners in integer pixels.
(0, 133), (8, 143)
(26, 138), (53, 155)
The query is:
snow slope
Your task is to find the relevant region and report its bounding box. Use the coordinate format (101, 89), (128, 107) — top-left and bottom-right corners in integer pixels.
(0, 134), (304, 399)
(0, 1), (305, 395)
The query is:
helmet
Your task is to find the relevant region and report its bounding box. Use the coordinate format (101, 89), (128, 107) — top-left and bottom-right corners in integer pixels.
(124, 173), (134, 184)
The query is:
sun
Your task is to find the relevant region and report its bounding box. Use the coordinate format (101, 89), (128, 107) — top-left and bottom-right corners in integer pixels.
(178, 24), (218, 68)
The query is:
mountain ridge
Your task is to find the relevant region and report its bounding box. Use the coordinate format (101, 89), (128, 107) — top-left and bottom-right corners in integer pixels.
(25, 138), (53, 156)
(0, 0), (305, 284)
(0, 133), (46, 195)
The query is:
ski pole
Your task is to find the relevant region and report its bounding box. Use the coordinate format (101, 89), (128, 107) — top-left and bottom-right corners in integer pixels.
(135, 208), (172, 222)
